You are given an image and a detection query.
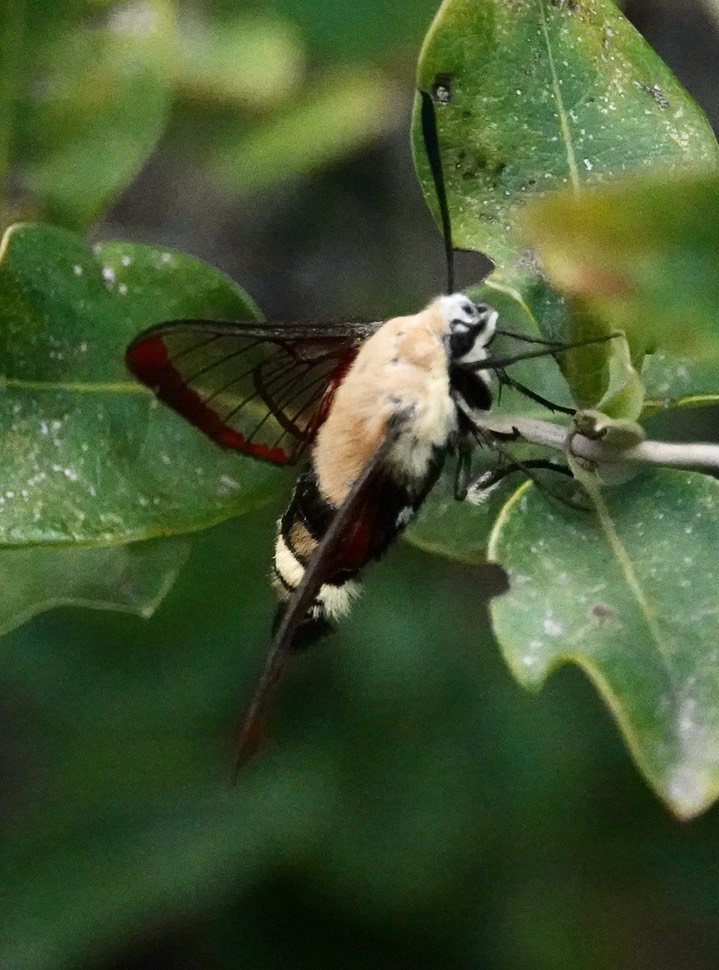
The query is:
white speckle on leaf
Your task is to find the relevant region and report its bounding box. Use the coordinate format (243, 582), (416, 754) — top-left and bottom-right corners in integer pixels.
(121, 254), (132, 267)
(118, 283), (128, 296)
(73, 264), (84, 276)
(217, 474), (241, 496)
(102, 266), (116, 288)
(543, 616), (564, 637)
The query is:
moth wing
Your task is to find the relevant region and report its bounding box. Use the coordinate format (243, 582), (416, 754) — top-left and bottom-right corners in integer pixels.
(126, 319), (378, 465)
(235, 408), (413, 770)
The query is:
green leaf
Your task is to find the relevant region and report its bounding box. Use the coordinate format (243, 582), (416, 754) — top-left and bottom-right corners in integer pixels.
(411, 0), (718, 403)
(209, 71), (400, 196)
(0, 538), (190, 636)
(521, 173), (719, 400)
(488, 469), (719, 818)
(408, 466), (519, 565)
(1, 0), (173, 230)
(413, 0), (718, 272)
(0, 222), (283, 624)
(174, 14), (305, 110)
(642, 349), (719, 412)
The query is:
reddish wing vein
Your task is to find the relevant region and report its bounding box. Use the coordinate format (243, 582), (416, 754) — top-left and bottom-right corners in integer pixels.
(126, 320), (370, 465)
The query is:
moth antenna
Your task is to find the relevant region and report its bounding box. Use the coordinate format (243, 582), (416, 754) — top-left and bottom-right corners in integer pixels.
(494, 328), (565, 347)
(494, 367), (575, 415)
(420, 90), (455, 294)
(474, 332), (622, 372)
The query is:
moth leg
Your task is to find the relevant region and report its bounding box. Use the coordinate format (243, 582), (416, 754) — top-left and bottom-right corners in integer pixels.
(466, 443), (587, 511)
(467, 458), (572, 496)
(454, 439), (474, 501)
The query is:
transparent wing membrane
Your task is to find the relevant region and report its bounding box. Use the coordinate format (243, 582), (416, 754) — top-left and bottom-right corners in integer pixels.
(126, 320), (371, 464)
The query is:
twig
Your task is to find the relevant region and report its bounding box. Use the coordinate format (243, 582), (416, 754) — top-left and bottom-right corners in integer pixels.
(483, 416), (719, 473)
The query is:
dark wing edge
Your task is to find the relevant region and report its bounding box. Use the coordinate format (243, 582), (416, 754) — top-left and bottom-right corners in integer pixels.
(126, 318), (378, 466)
(233, 407), (413, 774)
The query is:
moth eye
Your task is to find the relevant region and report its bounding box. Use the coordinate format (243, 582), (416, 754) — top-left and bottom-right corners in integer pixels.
(462, 303), (474, 315)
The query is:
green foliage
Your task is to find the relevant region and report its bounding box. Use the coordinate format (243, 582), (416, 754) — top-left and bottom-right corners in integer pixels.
(412, 0), (718, 408)
(415, 0), (716, 264)
(522, 172), (719, 410)
(410, 0), (719, 816)
(3, 1), (719, 968)
(1, 0), (429, 234)
(0, 222), (280, 631)
(489, 471), (719, 819)
(0, 522), (657, 970)
(2, 0), (719, 826)
(167, 7), (407, 198)
(208, 70), (398, 195)
(0, 0), (173, 231)
(0, 539), (190, 636)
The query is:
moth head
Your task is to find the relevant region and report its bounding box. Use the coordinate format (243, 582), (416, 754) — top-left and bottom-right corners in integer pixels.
(440, 293), (498, 363)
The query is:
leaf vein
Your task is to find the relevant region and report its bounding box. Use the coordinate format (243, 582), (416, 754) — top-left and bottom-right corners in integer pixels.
(0, 376), (151, 395)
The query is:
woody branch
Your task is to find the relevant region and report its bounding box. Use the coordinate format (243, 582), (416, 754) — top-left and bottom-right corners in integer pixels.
(484, 416), (719, 474)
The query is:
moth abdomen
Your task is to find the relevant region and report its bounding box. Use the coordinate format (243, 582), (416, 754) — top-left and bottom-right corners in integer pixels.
(273, 469), (361, 626)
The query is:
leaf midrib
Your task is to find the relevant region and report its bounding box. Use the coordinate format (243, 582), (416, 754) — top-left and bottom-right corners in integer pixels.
(582, 476), (675, 677)
(539, 0), (581, 195)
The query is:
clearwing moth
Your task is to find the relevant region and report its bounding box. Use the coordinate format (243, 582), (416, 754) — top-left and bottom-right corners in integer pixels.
(126, 87), (614, 770)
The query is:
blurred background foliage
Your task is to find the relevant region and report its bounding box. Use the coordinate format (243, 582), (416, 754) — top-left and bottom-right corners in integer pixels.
(4, 0), (719, 968)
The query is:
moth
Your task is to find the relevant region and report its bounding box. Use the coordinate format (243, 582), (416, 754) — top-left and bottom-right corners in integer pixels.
(126, 90), (609, 766)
